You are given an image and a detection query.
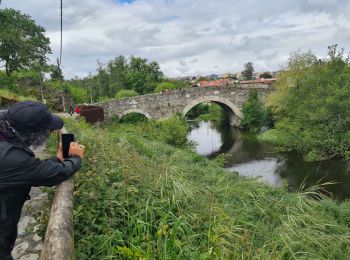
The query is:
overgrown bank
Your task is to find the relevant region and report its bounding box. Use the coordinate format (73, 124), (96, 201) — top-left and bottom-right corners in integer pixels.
(262, 46), (350, 161)
(46, 118), (350, 259)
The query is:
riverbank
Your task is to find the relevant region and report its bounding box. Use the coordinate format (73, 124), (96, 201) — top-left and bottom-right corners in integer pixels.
(188, 121), (350, 200)
(45, 118), (350, 259)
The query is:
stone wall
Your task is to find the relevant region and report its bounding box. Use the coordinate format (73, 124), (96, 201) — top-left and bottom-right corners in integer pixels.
(94, 83), (273, 126)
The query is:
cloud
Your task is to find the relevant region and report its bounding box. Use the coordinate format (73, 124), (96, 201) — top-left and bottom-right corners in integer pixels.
(1, 0), (350, 78)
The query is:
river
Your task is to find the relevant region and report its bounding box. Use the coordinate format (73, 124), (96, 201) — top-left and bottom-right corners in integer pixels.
(187, 121), (350, 201)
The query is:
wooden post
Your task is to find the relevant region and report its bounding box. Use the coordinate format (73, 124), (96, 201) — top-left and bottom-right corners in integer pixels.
(40, 128), (75, 260)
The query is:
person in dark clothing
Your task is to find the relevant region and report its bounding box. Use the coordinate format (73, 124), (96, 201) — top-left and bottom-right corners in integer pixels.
(0, 101), (84, 260)
(68, 102), (74, 116)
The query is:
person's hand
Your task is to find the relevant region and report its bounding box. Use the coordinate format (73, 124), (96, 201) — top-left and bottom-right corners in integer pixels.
(57, 143), (63, 161)
(69, 142), (85, 159)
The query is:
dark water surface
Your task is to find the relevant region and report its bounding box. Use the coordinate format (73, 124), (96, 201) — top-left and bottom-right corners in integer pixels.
(188, 121), (350, 201)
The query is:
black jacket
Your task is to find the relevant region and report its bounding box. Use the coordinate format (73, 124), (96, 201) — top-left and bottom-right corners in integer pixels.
(0, 141), (81, 189)
(0, 141), (81, 255)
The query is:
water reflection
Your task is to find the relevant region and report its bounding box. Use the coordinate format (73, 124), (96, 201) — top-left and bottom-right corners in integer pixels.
(187, 121), (223, 156)
(188, 121), (350, 201)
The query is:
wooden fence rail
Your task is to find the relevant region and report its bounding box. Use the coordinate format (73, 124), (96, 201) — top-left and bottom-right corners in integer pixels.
(40, 128), (75, 260)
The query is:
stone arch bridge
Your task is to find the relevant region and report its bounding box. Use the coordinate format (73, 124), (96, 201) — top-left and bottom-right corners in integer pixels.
(94, 83), (274, 126)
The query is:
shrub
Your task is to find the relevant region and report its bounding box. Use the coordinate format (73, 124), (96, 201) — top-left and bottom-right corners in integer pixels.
(115, 89), (138, 99)
(240, 90), (269, 130)
(157, 116), (190, 148)
(120, 113), (147, 123)
(154, 82), (177, 93)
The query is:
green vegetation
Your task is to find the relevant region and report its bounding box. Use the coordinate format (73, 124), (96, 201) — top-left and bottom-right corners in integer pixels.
(42, 118), (350, 259)
(260, 72), (273, 79)
(186, 103), (229, 126)
(119, 113), (147, 124)
(0, 8), (51, 76)
(264, 45), (350, 160)
(68, 85), (88, 104)
(93, 55), (164, 99)
(115, 89), (138, 99)
(0, 88), (37, 102)
(154, 82), (177, 93)
(241, 90), (271, 131)
(112, 116), (191, 148)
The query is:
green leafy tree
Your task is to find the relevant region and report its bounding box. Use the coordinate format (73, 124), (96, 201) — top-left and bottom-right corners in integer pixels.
(69, 85), (88, 104)
(242, 62), (254, 80)
(125, 56), (164, 94)
(260, 72), (273, 79)
(241, 90), (268, 130)
(0, 9), (51, 75)
(49, 64), (64, 81)
(70, 56), (165, 100)
(97, 61), (110, 97)
(267, 45), (350, 160)
(108, 55), (127, 96)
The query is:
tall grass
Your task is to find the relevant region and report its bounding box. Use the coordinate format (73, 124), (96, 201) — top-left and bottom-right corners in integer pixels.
(44, 118), (350, 259)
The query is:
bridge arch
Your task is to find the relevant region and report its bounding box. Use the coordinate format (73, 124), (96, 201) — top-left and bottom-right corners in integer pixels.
(119, 109), (152, 120)
(182, 96), (242, 126)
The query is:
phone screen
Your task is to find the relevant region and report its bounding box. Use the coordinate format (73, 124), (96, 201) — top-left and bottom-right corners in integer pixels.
(62, 133), (75, 158)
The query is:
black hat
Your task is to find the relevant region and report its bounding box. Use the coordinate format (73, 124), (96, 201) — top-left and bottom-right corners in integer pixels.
(7, 101), (64, 132)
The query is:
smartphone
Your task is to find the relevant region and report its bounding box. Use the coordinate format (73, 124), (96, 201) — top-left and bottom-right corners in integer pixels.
(62, 133), (75, 158)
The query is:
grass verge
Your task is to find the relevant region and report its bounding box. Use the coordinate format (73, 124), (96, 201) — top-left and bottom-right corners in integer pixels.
(43, 118), (350, 259)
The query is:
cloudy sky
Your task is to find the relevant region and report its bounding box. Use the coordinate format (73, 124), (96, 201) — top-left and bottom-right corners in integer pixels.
(2, 0), (350, 78)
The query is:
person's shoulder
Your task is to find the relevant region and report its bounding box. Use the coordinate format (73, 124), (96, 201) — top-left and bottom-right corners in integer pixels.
(0, 141), (14, 156)
(0, 142), (33, 162)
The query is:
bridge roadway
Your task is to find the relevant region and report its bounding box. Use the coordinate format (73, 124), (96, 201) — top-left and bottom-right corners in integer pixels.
(95, 83), (274, 126)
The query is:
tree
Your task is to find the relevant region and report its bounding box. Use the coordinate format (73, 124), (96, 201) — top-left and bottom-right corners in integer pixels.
(241, 90), (269, 130)
(267, 45), (350, 160)
(49, 64), (64, 81)
(260, 72), (273, 79)
(0, 9), (51, 75)
(97, 60), (110, 97)
(242, 62), (254, 80)
(108, 55), (127, 96)
(68, 85), (88, 104)
(125, 56), (164, 94)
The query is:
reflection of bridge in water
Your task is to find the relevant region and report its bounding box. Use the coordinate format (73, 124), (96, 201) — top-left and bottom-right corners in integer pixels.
(94, 83), (274, 127)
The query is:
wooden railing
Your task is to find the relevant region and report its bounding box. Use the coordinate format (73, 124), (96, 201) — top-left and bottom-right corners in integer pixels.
(40, 128), (75, 260)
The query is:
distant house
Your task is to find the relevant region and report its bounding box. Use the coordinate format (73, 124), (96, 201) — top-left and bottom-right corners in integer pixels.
(233, 72), (245, 80)
(222, 73), (234, 79)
